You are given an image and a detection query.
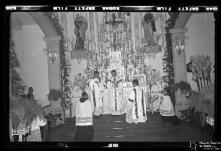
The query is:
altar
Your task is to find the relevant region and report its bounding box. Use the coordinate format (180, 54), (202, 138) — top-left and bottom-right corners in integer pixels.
(60, 12), (168, 118)
(70, 86), (148, 117)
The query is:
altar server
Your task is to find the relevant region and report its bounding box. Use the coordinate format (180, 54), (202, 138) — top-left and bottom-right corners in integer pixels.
(126, 79), (147, 124)
(75, 92), (94, 141)
(107, 70), (124, 115)
(159, 89), (180, 126)
(88, 71), (103, 116)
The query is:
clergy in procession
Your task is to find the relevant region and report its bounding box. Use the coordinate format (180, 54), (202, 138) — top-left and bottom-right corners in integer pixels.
(126, 79), (147, 124)
(106, 70), (124, 115)
(88, 70), (103, 116)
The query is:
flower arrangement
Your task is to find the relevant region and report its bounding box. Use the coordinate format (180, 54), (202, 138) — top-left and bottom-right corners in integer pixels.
(174, 81), (191, 94)
(10, 40), (26, 96)
(144, 65), (161, 91)
(189, 55), (212, 92)
(48, 89), (63, 102)
(190, 84), (214, 118)
(174, 81), (192, 121)
(143, 65), (162, 113)
(177, 83), (214, 127)
(44, 89), (65, 127)
(10, 96), (44, 130)
(73, 73), (88, 91)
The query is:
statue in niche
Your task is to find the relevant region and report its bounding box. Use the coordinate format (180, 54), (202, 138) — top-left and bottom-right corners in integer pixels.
(142, 13), (156, 45)
(74, 14), (88, 50)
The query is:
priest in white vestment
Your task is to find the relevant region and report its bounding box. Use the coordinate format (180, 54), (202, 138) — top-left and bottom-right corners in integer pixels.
(88, 71), (103, 116)
(106, 70), (125, 115)
(102, 82), (111, 114)
(126, 79), (147, 124)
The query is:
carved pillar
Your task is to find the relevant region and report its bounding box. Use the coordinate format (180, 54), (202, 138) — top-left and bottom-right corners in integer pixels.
(93, 12), (98, 52)
(44, 36), (61, 91)
(130, 13), (136, 53)
(170, 28), (188, 118)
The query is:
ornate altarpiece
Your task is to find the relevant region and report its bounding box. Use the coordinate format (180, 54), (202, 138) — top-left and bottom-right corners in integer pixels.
(57, 12), (169, 117)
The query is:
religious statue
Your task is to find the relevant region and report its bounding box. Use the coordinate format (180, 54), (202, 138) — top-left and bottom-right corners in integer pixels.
(74, 14), (88, 50)
(142, 13), (156, 45)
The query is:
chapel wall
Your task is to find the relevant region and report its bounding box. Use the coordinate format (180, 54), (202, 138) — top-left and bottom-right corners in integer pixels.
(185, 13), (215, 91)
(10, 16), (50, 107)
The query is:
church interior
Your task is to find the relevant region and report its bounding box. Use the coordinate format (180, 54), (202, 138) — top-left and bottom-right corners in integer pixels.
(9, 12), (215, 143)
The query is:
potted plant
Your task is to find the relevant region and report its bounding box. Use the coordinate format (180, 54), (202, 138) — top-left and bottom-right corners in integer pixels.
(184, 83), (214, 132)
(48, 89), (63, 102)
(192, 85), (214, 128)
(174, 81), (192, 121)
(10, 96), (45, 141)
(46, 89), (64, 127)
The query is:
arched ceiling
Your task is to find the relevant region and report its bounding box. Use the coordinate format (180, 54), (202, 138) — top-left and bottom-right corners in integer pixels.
(173, 12), (192, 28)
(12, 12), (191, 39)
(28, 12), (59, 37)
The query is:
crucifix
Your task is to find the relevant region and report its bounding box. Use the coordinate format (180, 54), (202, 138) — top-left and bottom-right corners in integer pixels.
(105, 13), (124, 51)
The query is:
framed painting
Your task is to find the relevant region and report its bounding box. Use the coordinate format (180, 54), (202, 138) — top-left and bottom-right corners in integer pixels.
(132, 74), (146, 87)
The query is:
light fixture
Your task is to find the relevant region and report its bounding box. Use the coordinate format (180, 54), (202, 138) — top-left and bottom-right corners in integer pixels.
(175, 39), (185, 57)
(44, 48), (58, 64)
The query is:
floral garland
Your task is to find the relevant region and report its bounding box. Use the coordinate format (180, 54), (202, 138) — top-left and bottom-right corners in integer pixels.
(45, 13), (71, 110)
(162, 12), (179, 106)
(9, 40), (26, 96)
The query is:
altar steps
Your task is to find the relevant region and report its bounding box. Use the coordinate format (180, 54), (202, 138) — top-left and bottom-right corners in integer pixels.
(92, 113), (210, 142)
(48, 113), (212, 142)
